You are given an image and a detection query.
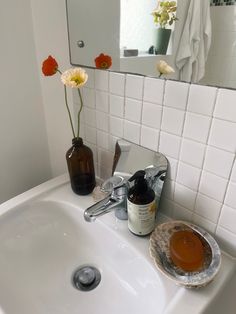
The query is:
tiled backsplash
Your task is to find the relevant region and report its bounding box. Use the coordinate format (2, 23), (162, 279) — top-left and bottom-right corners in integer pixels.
(73, 69), (236, 256)
(210, 0), (236, 6)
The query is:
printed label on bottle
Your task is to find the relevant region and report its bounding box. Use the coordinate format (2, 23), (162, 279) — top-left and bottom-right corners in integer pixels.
(127, 200), (156, 236)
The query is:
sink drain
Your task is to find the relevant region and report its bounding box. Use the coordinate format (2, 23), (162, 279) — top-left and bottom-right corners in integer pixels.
(72, 265), (101, 291)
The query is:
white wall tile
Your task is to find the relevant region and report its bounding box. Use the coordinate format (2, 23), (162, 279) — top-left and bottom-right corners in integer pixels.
(214, 88), (236, 123)
(109, 72), (125, 96)
(125, 98), (142, 123)
(192, 214), (216, 234)
(166, 156), (178, 181)
(183, 112), (211, 143)
(176, 162), (201, 191)
(231, 160), (236, 182)
(82, 88), (96, 108)
(159, 198), (174, 217)
(109, 94), (124, 117)
(96, 111), (109, 132)
(218, 205), (236, 234)
(162, 179), (175, 200)
(143, 77), (164, 105)
(216, 226), (236, 256)
(161, 107), (185, 136)
(204, 146), (234, 179)
(225, 182), (236, 209)
(180, 139), (205, 169)
(123, 121), (140, 144)
(164, 80), (189, 110)
(84, 107), (96, 127)
(159, 132), (181, 159)
(125, 74), (144, 100)
(172, 203), (193, 221)
(208, 118), (236, 153)
(140, 126), (159, 151)
(95, 90), (109, 112)
(142, 102), (162, 129)
(97, 130), (109, 150)
(95, 70), (109, 91)
(195, 193), (222, 223)
(108, 135), (119, 153)
(97, 148), (114, 172)
(85, 125), (97, 145)
(84, 68), (95, 89)
(174, 183), (197, 210)
(199, 171), (228, 202)
(187, 84), (217, 116)
(110, 116), (123, 138)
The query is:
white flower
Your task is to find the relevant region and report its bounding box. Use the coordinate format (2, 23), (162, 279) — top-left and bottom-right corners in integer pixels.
(157, 60), (175, 76)
(61, 68), (88, 88)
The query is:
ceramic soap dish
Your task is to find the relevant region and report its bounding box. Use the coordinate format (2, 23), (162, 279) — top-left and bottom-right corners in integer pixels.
(149, 220), (221, 288)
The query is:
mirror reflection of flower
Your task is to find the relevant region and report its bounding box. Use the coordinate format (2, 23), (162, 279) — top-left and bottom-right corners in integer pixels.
(94, 53), (112, 69)
(157, 60), (175, 77)
(152, 1), (178, 29)
(41, 55), (87, 140)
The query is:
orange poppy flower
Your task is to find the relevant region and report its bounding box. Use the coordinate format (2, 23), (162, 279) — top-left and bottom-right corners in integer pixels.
(94, 53), (112, 69)
(42, 55), (58, 76)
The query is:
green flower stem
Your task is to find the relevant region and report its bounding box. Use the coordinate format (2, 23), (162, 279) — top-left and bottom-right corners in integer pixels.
(64, 85), (76, 138)
(57, 69), (76, 139)
(77, 88), (83, 139)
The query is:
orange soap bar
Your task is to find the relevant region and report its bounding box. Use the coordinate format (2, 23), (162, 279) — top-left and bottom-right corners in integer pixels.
(169, 230), (204, 272)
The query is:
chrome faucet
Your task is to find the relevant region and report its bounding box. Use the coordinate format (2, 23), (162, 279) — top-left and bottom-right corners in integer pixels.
(84, 176), (129, 222)
(83, 167), (166, 222)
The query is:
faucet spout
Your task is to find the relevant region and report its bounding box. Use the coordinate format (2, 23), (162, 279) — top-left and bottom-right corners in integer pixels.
(84, 184), (128, 222)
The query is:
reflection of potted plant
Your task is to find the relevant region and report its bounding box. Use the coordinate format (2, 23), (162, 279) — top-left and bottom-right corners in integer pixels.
(152, 1), (177, 55)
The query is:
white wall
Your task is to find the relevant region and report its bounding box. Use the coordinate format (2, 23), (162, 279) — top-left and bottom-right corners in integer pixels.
(0, 0), (52, 203)
(30, 0), (74, 176)
(202, 6), (236, 89)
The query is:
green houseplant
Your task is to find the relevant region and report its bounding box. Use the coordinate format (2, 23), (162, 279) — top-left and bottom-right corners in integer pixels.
(152, 1), (178, 55)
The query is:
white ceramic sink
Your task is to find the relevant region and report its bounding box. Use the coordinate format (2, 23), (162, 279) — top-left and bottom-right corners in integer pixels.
(0, 174), (235, 314)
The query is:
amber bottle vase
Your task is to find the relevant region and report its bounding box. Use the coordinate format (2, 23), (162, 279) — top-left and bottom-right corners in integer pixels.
(66, 138), (96, 195)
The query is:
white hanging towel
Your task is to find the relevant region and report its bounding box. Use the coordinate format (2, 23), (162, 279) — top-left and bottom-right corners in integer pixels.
(175, 0), (211, 82)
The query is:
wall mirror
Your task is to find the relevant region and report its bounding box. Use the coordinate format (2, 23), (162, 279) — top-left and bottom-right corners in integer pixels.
(66, 0), (236, 89)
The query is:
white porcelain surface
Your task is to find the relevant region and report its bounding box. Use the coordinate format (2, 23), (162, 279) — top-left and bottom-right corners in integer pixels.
(123, 121), (140, 144)
(143, 77), (164, 105)
(96, 111), (109, 132)
(161, 107), (185, 136)
(125, 98), (142, 123)
(176, 162), (201, 191)
(95, 90), (109, 112)
(110, 116), (124, 138)
(142, 102), (162, 129)
(199, 171), (228, 203)
(195, 193), (222, 224)
(109, 72), (125, 96)
(140, 126), (159, 151)
(125, 74), (144, 100)
(204, 146), (234, 179)
(164, 81), (189, 110)
(0, 175), (235, 314)
(208, 118), (236, 153)
(183, 112), (211, 144)
(109, 94), (124, 117)
(214, 89), (236, 123)
(187, 85), (217, 116)
(159, 132), (181, 159)
(95, 70), (109, 91)
(180, 139), (206, 169)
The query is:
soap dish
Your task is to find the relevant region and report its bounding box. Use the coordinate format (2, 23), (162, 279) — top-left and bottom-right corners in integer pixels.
(149, 220), (221, 288)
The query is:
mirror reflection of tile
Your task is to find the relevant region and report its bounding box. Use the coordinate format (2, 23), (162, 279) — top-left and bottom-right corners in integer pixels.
(210, 0), (236, 6)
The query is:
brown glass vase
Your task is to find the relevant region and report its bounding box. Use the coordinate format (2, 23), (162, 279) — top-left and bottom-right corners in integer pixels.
(66, 137), (96, 195)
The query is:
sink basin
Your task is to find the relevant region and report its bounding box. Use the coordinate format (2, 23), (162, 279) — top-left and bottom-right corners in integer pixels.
(0, 174), (235, 314)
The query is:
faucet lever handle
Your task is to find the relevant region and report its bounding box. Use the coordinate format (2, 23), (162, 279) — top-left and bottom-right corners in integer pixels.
(101, 176), (125, 193)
